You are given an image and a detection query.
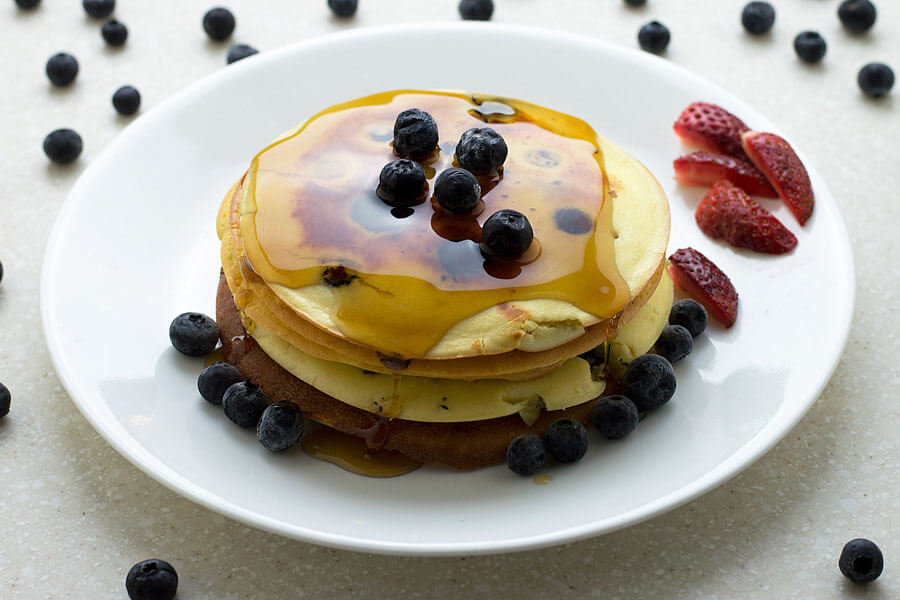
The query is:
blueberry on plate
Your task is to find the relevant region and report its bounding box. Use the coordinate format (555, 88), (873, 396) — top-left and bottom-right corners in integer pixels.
(669, 298), (707, 337)
(112, 85), (141, 116)
(226, 43), (258, 64)
(592, 395), (639, 439)
(0, 382), (10, 419)
(43, 129), (83, 165)
(378, 159), (427, 207)
(458, 0), (493, 21)
(506, 434), (546, 475)
(15, 0), (41, 9)
(838, 1), (877, 34)
(623, 0), (646, 7)
(654, 324), (693, 363)
(197, 362), (243, 405)
(83, 0), (114, 18)
(393, 108), (439, 159)
(456, 127), (507, 174)
(257, 401), (304, 451)
(741, 2), (776, 35)
(222, 381), (268, 428)
(434, 167), (480, 213)
(638, 21), (670, 53)
(125, 559), (177, 600)
(481, 209), (533, 258)
(858, 63), (894, 97)
(839, 538), (884, 583)
(202, 7), (235, 41)
(45, 52), (78, 87)
(328, 0), (358, 18)
(168, 312), (219, 357)
(543, 419), (589, 462)
(101, 19), (128, 46)
(622, 354), (676, 412)
(794, 31), (827, 63)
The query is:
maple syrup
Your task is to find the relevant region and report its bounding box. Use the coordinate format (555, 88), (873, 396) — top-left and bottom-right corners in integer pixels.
(534, 474), (552, 485)
(301, 425), (421, 478)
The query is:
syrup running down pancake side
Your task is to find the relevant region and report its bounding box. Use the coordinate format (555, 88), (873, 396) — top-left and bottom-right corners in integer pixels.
(239, 90), (631, 358)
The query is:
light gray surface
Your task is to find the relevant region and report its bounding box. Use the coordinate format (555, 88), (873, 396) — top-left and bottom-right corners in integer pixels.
(1, 0), (897, 598)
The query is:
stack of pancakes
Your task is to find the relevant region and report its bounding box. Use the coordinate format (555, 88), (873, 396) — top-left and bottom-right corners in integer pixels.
(216, 91), (671, 469)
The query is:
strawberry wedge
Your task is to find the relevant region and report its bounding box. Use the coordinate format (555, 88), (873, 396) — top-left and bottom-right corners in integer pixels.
(673, 102), (749, 159)
(741, 131), (814, 225)
(696, 180), (797, 254)
(673, 151), (777, 198)
(669, 248), (738, 328)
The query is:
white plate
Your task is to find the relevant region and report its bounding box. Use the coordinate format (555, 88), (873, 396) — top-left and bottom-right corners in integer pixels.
(41, 24), (854, 556)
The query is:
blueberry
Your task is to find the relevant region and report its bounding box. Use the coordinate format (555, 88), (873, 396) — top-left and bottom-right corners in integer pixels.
(112, 85), (141, 116)
(741, 2), (775, 35)
(624, 0), (646, 6)
(622, 354), (676, 412)
(168, 312), (219, 357)
(0, 382), (10, 419)
(328, 0), (358, 18)
(197, 362), (243, 405)
(458, 0), (493, 21)
(794, 31), (827, 63)
(434, 167), (480, 214)
(45, 52), (78, 87)
(456, 127), (507, 174)
(669, 299), (707, 337)
(83, 0), (114, 18)
(638, 21), (670, 53)
(839, 538), (884, 584)
(101, 19), (128, 46)
(226, 43), (258, 64)
(543, 418), (589, 462)
(14, 0), (41, 9)
(592, 395), (639, 439)
(222, 381), (268, 428)
(392, 108), (439, 159)
(43, 129), (83, 165)
(654, 325), (693, 363)
(838, 1), (877, 34)
(481, 209), (533, 258)
(506, 434), (546, 475)
(257, 401), (304, 451)
(858, 63), (894, 97)
(377, 159), (427, 207)
(203, 7), (235, 41)
(125, 559), (178, 600)
(0, 259), (3, 284)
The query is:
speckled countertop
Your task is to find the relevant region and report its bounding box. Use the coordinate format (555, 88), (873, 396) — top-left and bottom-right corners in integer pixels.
(1, 1), (898, 598)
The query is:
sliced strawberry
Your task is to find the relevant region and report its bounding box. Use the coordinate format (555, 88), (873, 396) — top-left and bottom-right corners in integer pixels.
(673, 151), (777, 198)
(673, 102), (750, 158)
(695, 180), (797, 254)
(668, 247), (739, 328)
(741, 131), (814, 226)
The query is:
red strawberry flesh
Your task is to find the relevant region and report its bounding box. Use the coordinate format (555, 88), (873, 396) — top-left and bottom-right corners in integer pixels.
(668, 247), (739, 328)
(741, 131), (814, 225)
(673, 102), (750, 159)
(695, 180), (797, 254)
(674, 151), (777, 198)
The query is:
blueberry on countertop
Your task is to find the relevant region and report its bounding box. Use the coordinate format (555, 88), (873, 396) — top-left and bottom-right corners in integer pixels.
(83, 0), (114, 18)
(794, 31), (827, 63)
(506, 434), (546, 476)
(328, 0), (358, 18)
(378, 159), (427, 207)
(543, 418), (589, 462)
(168, 312), (219, 357)
(43, 129), (83, 165)
(257, 401), (304, 451)
(112, 85), (141, 115)
(223, 381), (268, 428)
(669, 298), (707, 337)
(101, 19), (128, 46)
(434, 167), (480, 214)
(638, 21), (670, 53)
(46, 52), (78, 87)
(203, 7), (235, 41)
(459, 0), (493, 21)
(15, 0), (41, 9)
(838, 1), (877, 34)
(198, 362), (243, 405)
(858, 63), (894, 97)
(226, 43), (258, 64)
(839, 538), (884, 584)
(623, 354), (676, 412)
(392, 108), (439, 159)
(623, 0), (647, 6)
(654, 324), (693, 363)
(125, 559), (178, 600)
(481, 209), (533, 258)
(0, 383), (10, 419)
(741, 2), (775, 35)
(592, 395), (638, 439)
(456, 127), (507, 174)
